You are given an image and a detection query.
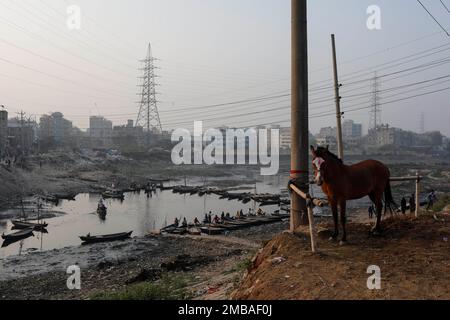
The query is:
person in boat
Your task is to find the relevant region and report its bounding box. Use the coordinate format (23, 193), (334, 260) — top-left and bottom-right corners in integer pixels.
(236, 210), (241, 219)
(401, 197), (407, 215)
(182, 217), (188, 228)
(226, 212), (231, 220)
(174, 217), (180, 227)
(203, 213), (209, 224)
(221, 212), (225, 221)
(98, 199), (106, 211)
(213, 215), (221, 224)
(257, 208), (264, 216)
(208, 212), (212, 223)
(194, 217), (200, 226)
(240, 209), (244, 217)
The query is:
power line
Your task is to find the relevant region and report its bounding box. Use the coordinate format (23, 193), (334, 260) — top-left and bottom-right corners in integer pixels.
(441, 0), (450, 13)
(417, 0), (450, 36)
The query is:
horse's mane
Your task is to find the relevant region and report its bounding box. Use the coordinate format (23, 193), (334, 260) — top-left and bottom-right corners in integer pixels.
(317, 147), (343, 164)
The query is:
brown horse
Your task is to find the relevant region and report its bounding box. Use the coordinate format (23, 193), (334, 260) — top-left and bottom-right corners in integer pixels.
(310, 146), (396, 244)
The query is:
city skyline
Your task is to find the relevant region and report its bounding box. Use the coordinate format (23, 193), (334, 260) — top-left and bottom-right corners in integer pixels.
(0, 0), (449, 136)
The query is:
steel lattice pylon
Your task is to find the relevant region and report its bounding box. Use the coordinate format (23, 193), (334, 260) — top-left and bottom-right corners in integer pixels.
(136, 43), (162, 140)
(369, 72), (382, 131)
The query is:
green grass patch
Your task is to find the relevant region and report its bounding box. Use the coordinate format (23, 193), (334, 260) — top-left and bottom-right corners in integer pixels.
(432, 194), (450, 213)
(223, 257), (253, 275)
(90, 273), (194, 300)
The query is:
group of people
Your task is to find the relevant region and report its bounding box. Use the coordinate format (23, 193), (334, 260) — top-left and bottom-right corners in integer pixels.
(368, 190), (438, 218)
(172, 207), (267, 228)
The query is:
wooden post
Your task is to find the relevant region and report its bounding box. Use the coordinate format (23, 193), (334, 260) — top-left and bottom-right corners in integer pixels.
(290, 0), (310, 230)
(415, 171), (420, 218)
(331, 34), (344, 161)
(306, 196), (317, 253)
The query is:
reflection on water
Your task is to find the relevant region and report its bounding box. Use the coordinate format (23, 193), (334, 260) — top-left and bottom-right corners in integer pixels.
(0, 176), (372, 259)
(0, 179), (288, 258)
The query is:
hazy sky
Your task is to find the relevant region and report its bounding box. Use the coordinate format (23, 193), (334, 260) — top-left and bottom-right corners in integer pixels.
(0, 0), (449, 135)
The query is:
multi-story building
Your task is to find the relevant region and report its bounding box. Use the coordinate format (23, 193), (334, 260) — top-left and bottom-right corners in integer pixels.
(89, 116), (113, 148)
(112, 120), (144, 147)
(7, 118), (36, 154)
(367, 125), (414, 148)
(279, 127), (291, 150)
(0, 109), (8, 155)
(39, 112), (73, 146)
(316, 136), (337, 149)
(318, 126), (336, 139)
(343, 120), (362, 138)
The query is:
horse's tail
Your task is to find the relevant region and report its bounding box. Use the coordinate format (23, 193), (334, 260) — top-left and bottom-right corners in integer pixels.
(384, 180), (397, 215)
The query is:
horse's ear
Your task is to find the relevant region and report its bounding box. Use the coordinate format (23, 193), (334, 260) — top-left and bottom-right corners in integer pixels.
(310, 145), (316, 156)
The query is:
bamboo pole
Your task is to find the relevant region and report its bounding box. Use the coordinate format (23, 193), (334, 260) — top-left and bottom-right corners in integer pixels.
(306, 196), (317, 253)
(415, 171), (420, 218)
(290, 184), (326, 208)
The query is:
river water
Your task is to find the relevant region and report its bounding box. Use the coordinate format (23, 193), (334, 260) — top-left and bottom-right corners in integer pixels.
(0, 176), (371, 259)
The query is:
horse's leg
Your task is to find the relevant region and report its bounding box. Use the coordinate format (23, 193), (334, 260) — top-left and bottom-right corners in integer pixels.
(339, 200), (347, 245)
(371, 193), (383, 235)
(330, 202), (339, 241)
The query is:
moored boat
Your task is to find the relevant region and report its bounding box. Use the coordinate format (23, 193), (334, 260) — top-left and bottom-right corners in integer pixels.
(80, 231), (132, 244)
(200, 227), (224, 235)
(11, 220), (48, 232)
(2, 227), (34, 241)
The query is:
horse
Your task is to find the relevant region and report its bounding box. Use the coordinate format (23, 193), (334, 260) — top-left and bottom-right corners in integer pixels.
(310, 146), (396, 244)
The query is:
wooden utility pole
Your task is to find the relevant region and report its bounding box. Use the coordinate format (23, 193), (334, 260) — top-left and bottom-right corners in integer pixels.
(331, 34), (344, 161)
(290, 0), (309, 229)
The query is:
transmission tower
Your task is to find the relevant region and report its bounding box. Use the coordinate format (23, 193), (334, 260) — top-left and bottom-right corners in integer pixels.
(136, 43), (163, 142)
(369, 72), (382, 131)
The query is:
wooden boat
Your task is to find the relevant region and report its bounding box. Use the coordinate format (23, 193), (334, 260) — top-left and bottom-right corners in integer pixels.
(188, 228), (202, 236)
(102, 190), (125, 200)
(11, 220), (48, 232)
(200, 227), (224, 236)
(40, 194), (59, 204)
(2, 227), (34, 241)
(80, 231), (132, 244)
(161, 223), (178, 232)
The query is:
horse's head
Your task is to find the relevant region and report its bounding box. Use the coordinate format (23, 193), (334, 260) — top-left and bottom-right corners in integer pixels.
(310, 145), (329, 186)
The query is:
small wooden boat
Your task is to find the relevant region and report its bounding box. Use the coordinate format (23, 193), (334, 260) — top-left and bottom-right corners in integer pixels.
(2, 227), (34, 241)
(188, 227), (202, 235)
(102, 190), (125, 200)
(40, 194), (59, 204)
(200, 227), (224, 236)
(80, 231), (132, 244)
(11, 220), (48, 232)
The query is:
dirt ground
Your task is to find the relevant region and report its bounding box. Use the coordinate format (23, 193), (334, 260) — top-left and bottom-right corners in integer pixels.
(232, 212), (450, 300)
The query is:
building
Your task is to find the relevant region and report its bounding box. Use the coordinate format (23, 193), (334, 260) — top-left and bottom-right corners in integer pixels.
(7, 117), (36, 154)
(0, 109), (8, 155)
(89, 116), (113, 148)
(279, 127), (291, 150)
(367, 125), (414, 148)
(39, 112), (73, 147)
(112, 120), (144, 148)
(316, 136), (337, 149)
(342, 120), (362, 138)
(318, 126), (336, 138)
